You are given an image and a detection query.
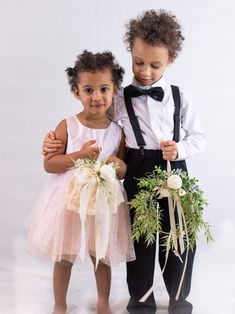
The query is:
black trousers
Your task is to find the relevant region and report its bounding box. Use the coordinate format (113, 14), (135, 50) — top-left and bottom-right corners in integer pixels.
(124, 149), (195, 314)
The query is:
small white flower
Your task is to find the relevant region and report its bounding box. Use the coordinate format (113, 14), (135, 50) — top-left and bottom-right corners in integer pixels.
(167, 175), (182, 189)
(178, 188), (186, 196)
(99, 164), (116, 181)
(94, 160), (102, 172)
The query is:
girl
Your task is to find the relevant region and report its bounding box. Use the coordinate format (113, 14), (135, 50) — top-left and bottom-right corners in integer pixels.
(26, 50), (135, 314)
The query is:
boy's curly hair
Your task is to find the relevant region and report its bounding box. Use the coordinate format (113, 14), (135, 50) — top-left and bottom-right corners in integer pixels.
(66, 50), (124, 92)
(124, 9), (185, 59)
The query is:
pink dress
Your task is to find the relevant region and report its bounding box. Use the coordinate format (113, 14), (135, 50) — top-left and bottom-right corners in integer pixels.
(26, 115), (135, 266)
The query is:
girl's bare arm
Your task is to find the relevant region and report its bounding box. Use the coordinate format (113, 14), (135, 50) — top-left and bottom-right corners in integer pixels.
(44, 120), (100, 173)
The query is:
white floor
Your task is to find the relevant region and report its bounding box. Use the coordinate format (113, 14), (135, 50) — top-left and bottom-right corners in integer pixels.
(1, 221), (235, 314)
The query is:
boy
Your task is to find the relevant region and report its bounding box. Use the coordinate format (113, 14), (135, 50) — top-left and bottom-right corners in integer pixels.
(43, 9), (206, 314)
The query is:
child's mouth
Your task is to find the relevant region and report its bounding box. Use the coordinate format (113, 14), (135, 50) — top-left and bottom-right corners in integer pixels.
(138, 77), (153, 85)
(91, 103), (105, 107)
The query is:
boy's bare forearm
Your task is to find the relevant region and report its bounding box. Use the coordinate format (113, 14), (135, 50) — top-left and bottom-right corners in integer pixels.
(44, 151), (82, 173)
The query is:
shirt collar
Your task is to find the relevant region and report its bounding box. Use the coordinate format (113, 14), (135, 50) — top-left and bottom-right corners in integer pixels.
(131, 75), (167, 90)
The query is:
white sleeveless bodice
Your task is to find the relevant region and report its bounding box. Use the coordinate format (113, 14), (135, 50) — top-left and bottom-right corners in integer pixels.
(66, 115), (122, 159)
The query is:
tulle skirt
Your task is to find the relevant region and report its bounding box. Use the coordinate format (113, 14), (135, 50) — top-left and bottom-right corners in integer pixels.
(26, 170), (135, 266)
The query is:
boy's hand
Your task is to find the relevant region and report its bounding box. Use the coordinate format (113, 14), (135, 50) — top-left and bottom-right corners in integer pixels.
(160, 140), (178, 161)
(42, 131), (63, 155)
(106, 155), (127, 179)
(79, 140), (101, 160)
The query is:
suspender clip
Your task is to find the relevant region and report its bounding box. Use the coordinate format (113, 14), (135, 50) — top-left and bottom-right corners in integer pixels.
(140, 146), (145, 158)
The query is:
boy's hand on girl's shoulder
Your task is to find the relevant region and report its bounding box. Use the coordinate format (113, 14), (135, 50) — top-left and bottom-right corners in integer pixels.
(160, 140), (178, 161)
(41, 131), (63, 155)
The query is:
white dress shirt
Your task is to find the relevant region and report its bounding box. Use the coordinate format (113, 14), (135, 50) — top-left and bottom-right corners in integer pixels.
(109, 76), (206, 160)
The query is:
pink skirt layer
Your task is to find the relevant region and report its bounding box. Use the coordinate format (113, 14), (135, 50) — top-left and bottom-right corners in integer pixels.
(26, 170), (135, 266)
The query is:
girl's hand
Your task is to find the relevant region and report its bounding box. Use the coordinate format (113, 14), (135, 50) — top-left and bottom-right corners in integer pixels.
(42, 131), (63, 155)
(79, 140), (101, 160)
(106, 155), (127, 179)
(160, 140), (178, 161)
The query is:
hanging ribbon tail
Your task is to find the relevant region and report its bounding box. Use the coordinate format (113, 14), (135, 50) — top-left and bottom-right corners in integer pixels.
(175, 248), (189, 301)
(94, 177), (123, 270)
(167, 160), (171, 172)
(176, 196), (185, 255)
(81, 177), (98, 260)
(168, 197), (179, 255)
(107, 178), (118, 213)
(139, 231), (172, 303)
(167, 160), (180, 257)
(94, 185), (112, 270)
(139, 232), (161, 303)
(139, 286), (155, 303)
(78, 177), (98, 261)
(175, 200), (190, 300)
(78, 184), (89, 261)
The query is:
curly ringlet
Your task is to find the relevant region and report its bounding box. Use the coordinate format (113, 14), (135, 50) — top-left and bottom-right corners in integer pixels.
(66, 50), (125, 92)
(124, 9), (185, 59)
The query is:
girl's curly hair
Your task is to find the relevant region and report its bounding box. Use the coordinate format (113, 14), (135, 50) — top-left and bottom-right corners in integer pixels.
(66, 50), (124, 92)
(124, 9), (185, 59)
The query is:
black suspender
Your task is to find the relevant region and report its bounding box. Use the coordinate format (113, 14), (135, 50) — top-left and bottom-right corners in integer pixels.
(171, 85), (180, 142)
(124, 84), (181, 152)
(124, 87), (146, 156)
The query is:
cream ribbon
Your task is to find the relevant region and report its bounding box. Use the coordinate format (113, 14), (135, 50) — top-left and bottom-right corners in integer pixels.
(66, 165), (123, 269)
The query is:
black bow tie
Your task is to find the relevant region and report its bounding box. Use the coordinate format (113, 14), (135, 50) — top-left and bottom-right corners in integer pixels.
(125, 85), (164, 102)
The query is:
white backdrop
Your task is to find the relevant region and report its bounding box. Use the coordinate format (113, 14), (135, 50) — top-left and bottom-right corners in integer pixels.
(1, 0), (235, 313)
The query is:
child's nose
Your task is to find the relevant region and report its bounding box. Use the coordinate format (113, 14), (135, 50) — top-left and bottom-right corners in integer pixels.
(142, 65), (151, 76)
(92, 91), (102, 101)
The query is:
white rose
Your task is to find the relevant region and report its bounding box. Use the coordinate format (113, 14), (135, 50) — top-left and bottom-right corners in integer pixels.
(167, 175), (182, 189)
(99, 164), (116, 181)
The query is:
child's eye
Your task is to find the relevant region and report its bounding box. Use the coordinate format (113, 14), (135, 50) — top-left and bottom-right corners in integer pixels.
(151, 65), (160, 69)
(100, 87), (110, 93)
(83, 88), (93, 94)
(135, 62), (144, 66)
